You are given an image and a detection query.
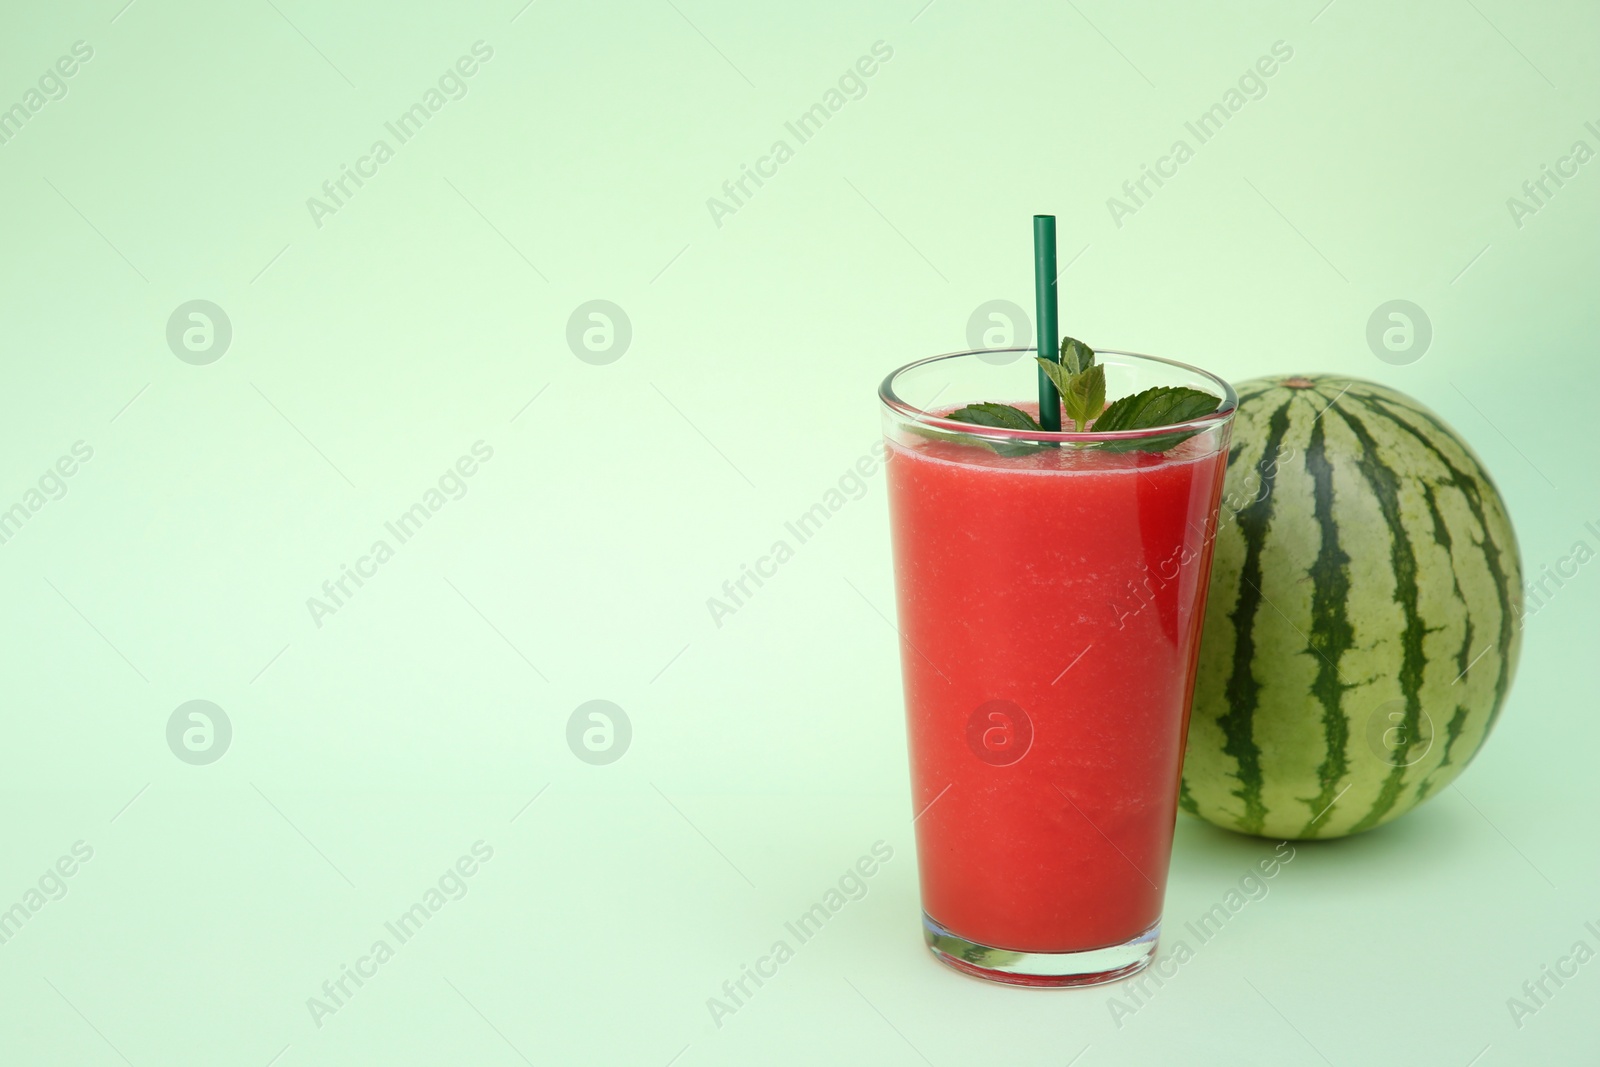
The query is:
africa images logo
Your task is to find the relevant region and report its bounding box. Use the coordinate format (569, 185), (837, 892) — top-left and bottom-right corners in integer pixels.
(305, 42), (495, 229)
(705, 41), (894, 228)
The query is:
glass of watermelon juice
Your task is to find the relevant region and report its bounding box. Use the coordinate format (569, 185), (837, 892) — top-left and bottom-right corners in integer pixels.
(879, 347), (1237, 986)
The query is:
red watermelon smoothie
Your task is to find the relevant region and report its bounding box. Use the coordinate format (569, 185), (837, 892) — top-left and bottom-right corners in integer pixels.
(879, 348), (1236, 986)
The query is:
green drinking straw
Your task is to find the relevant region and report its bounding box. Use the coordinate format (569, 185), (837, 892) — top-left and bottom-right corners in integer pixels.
(1033, 215), (1061, 431)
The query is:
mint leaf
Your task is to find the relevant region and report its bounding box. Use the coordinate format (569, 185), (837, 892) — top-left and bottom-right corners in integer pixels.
(1039, 337), (1102, 430)
(1094, 386), (1219, 431)
(1065, 365), (1105, 432)
(1035, 357), (1105, 432)
(1091, 385), (1220, 453)
(939, 402), (1045, 457)
(1060, 336), (1095, 376)
(944, 402), (1043, 432)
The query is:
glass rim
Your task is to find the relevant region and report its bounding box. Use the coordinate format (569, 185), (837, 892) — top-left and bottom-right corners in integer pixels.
(878, 347), (1239, 445)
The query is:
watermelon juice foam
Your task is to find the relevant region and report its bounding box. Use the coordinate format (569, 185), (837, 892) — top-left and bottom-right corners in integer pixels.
(879, 348), (1236, 986)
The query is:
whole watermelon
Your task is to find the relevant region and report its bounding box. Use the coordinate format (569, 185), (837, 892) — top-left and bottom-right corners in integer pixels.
(1183, 375), (1523, 839)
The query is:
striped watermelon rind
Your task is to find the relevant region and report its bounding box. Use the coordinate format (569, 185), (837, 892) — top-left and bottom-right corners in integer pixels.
(1183, 375), (1523, 839)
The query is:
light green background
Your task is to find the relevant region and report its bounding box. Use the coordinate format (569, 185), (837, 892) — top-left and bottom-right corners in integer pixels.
(1, 1), (1596, 1064)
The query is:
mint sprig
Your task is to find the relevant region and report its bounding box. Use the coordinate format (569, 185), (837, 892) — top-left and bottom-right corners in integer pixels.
(1035, 337), (1105, 431)
(940, 337), (1221, 454)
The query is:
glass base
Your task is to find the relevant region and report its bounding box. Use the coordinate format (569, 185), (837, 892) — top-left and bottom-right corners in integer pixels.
(923, 912), (1159, 987)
